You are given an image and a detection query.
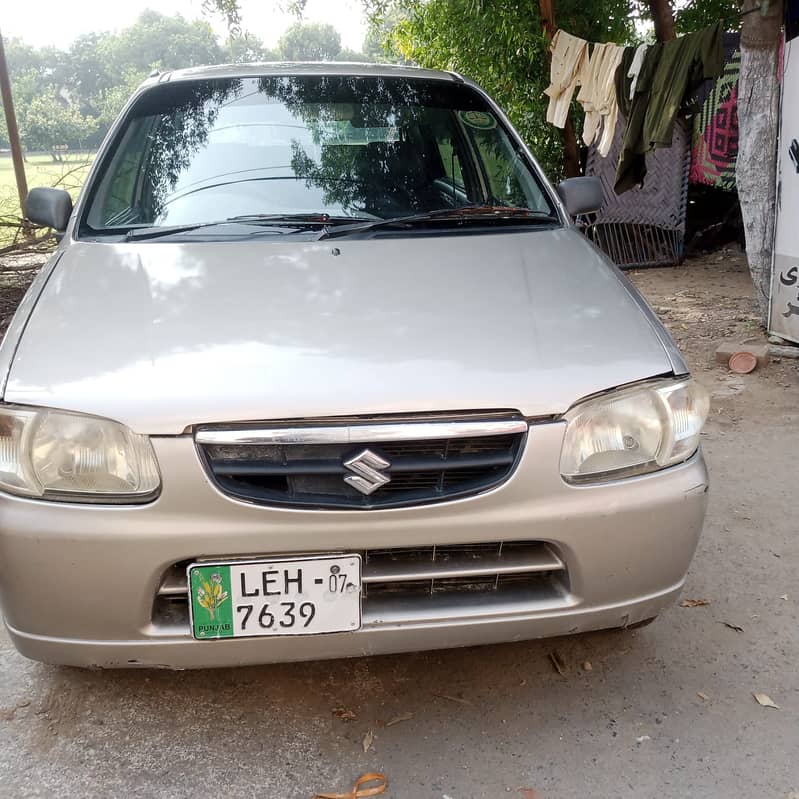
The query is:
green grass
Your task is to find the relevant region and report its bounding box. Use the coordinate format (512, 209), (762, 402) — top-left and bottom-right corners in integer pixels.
(0, 152), (94, 208)
(0, 152), (94, 248)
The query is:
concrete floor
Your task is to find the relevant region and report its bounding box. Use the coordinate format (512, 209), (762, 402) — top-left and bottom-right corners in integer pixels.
(0, 256), (797, 798)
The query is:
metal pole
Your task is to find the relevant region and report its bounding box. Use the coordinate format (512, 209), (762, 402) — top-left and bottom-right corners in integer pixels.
(0, 27), (29, 217)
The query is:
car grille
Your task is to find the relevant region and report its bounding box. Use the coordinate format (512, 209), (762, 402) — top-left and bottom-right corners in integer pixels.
(195, 415), (528, 510)
(151, 541), (570, 633)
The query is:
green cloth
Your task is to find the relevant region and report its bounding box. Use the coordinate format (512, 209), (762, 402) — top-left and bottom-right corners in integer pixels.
(615, 22), (724, 194)
(614, 41), (662, 191)
(614, 46), (636, 119)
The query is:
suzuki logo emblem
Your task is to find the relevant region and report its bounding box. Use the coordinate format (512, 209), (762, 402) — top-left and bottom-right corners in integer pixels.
(343, 449), (391, 495)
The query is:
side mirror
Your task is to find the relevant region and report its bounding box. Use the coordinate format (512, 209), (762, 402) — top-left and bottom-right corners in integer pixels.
(556, 176), (604, 217)
(26, 187), (73, 232)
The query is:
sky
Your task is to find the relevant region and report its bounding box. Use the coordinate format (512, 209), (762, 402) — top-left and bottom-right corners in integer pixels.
(0, 0), (369, 51)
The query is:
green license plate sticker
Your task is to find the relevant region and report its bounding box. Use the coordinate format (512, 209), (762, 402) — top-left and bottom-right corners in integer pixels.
(190, 565), (235, 639)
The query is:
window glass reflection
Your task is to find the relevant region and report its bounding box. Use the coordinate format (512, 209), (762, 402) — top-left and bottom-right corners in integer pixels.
(85, 75), (554, 230)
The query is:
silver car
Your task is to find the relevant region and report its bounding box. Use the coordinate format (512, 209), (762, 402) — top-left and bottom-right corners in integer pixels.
(0, 64), (709, 668)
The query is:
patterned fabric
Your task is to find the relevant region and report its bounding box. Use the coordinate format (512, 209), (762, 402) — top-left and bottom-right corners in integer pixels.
(689, 33), (741, 190)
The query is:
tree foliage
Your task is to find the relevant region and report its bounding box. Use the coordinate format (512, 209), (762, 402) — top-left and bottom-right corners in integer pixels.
(376, 0), (637, 177)
(104, 11), (223, 77)
(362, 6), (409, 62)
(675, 0), (742, 34)
(13, 96), (98, 153)
(0, 12), (229, 152)
(227, 33), (278, 63)
(277, 22), (343, 60)
(0, 12), (371, 153)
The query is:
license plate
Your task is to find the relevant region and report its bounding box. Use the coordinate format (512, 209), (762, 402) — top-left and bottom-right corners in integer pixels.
(188, 555), (362, 640)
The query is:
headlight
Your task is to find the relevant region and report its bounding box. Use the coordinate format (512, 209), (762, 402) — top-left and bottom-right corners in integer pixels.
(0, 406), (160, 502)
(560, 378), (709, 484)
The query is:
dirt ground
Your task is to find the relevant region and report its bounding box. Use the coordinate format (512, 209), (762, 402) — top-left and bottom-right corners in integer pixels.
(0, 246), (796, 798)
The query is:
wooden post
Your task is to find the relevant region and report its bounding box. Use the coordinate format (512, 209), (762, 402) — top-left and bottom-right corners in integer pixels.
(538, 0), (581, 177)
(0, 27), (28, 217)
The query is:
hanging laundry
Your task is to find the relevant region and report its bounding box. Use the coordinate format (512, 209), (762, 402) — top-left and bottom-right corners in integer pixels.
(615, 21), (724, 194)
(577, 41), (626, 157)
(544, 29), (589, 129)
(615, 46), (637, 119)
(627, 44), (649, 100)
(614, 42), (662, 190)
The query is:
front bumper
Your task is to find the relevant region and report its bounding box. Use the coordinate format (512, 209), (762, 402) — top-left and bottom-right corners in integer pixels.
(0, 423), (708, 668)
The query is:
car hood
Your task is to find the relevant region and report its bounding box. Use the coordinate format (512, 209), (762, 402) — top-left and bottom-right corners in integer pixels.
(4, 229), (676, 434)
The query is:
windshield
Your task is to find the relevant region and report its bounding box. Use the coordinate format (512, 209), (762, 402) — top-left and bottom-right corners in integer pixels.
(81, 74), (557, 234)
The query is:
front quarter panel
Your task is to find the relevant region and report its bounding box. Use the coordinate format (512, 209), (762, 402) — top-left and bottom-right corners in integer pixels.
(576, 234), (689, 376)
(0, 251), (63, 397)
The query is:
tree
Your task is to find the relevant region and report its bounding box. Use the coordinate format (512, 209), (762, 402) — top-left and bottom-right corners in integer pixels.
(225, 33), (278, 62)
(277, 22), (342, 60)
(736, 0), (783, 323)
(93, 70), (148, 132)
(15, 95), (97, 152)
(204, 0), (308, 33)
(337, 47), (371, 62)
(647, 0), (676, 40)
(106, 11), (224, 76)
(1, 12), (237, 152)
(363, 7), (408, 62)
(202, 0), (245, 36)
(674, 0), (742, 34)
(0, 36), (98, 153)
(65, 33), (118, 111)
(57, 13), (224, 121)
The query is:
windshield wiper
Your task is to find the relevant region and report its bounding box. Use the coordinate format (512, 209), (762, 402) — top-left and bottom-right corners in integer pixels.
(122, 213), (372, 241)
(317, 206), (559, 240)
(227, 213), (374, 227)
(124, 221), (233, 241)
(121, 208), (555, 242)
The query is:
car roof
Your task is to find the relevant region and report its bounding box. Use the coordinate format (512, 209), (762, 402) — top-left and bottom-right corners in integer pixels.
(147, 62), (464, 86)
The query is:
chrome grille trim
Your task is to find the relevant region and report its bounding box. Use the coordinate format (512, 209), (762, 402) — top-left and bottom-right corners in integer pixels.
(157, 570), (187, 596)
(195, 419), (529, 446)
(196, 414), (528, 510)
(362, 544), (563, 583)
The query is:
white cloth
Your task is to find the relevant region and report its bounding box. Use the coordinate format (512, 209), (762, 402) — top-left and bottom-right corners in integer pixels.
(576, 41), (626, 157)
(628, 43), (648, 100)
(544, 30), (589, 129)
